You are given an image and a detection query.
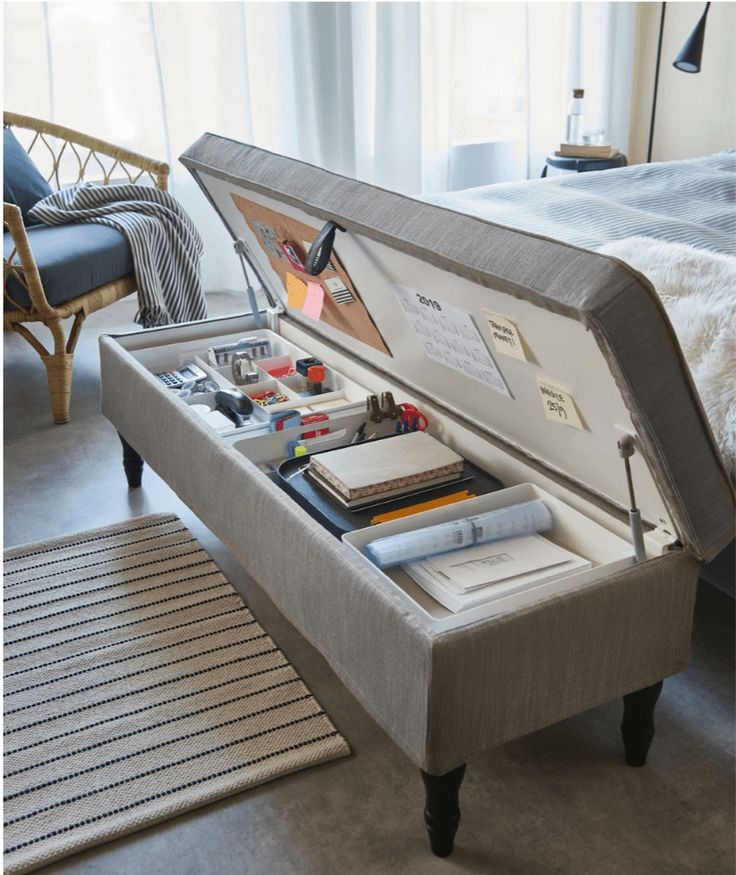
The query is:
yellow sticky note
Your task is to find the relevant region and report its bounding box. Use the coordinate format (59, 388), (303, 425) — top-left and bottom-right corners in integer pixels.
(286, 272), (307, 309)
(484, 310), (527, 361)
(537, 378), (585, 430)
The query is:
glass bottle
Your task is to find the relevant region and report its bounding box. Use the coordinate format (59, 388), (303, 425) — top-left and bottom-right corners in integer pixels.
(565, 89), (586, 145)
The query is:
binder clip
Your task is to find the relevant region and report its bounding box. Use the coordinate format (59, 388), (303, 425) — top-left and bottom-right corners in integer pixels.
(231, 352), (259, 385)
(366, 392), (401, 423)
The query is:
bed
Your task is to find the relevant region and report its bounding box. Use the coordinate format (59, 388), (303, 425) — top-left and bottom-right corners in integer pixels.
(428, 152), (736, 594)
(428, 152), (735, 254)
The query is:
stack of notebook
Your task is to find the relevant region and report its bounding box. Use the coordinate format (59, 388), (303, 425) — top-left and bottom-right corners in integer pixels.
(306, 431), (464, 509)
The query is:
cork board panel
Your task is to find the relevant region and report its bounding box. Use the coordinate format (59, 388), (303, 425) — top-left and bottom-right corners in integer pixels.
(231, 193), (391, 356)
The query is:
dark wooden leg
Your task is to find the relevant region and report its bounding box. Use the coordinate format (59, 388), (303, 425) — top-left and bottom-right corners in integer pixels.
(119, 433), (144, 488)
(420, 764), (466, 857)
(621, 680), (663, 767)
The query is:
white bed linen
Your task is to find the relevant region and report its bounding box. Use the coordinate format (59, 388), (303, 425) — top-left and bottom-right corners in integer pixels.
(600, 237), (735, 480)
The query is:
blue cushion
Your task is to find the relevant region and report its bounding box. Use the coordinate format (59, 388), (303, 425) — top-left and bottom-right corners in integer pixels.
(3, 127), (53, 225)
(4, 223), (134, 309)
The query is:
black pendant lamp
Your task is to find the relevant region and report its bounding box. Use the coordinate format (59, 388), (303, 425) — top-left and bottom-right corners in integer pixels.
(673, 1), (711, 73)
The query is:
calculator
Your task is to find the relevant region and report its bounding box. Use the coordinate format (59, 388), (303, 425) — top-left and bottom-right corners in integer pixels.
(154, 363), (208, 389)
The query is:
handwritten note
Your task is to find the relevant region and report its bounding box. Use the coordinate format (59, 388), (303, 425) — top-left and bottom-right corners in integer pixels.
(302, 282), (325, 320)
(286, 272), (307, 310)
(393, 285), (511, 397)
(483, 310), (528, 361)
(537, 378), (584, 429)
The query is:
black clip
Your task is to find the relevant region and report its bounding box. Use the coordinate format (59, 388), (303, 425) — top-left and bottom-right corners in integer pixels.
(367, 394), (383, 423)
(305, 220), (345, 276)
(381, 392), (401, 420)
(366, 392), (400, 424)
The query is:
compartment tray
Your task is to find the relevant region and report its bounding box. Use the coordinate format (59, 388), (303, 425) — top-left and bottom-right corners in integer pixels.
(277, 441), (503, 537)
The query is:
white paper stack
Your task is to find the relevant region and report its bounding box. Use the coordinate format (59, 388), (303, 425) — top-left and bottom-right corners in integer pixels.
(403, 534), (591, 612)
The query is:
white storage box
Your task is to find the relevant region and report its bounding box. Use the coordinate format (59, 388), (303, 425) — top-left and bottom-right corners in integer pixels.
(343, 484), (636, 632)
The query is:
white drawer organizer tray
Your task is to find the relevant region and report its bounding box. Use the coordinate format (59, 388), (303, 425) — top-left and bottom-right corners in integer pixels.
(134, 326), (370, 454)
(100, 135), (734, 858)
(343, 484), (636, 633)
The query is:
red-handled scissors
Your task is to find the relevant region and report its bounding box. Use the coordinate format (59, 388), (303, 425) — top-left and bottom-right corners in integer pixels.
(398, 403), (428, 432)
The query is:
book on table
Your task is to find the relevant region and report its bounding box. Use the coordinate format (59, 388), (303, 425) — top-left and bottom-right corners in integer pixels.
(556, 143), (617, 158)
(402, 534), (591, 612)
(306, 431), (465, 509)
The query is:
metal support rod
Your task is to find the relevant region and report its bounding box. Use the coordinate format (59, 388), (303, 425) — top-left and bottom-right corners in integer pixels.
(618, 436), (647, 562)
(234, 239), (263, 327)
(647, 2), (667, 163)
(623, 453), (637, 511)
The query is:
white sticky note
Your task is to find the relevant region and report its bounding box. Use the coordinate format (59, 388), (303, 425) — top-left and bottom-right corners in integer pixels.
(537, 378), (585, 429)
(483, 310), (528, 361)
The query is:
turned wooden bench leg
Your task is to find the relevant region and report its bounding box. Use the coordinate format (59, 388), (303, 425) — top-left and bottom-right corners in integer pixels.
(420, 763), (466, 857)
(621, 680), (663, 767)
(119, 433), (144, 488)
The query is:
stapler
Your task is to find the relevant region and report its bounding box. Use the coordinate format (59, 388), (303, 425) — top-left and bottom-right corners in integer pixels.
(215, 389), (254, 427)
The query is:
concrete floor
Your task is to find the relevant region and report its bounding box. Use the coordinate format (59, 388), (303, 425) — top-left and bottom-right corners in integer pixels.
(4, 292), (735, 875)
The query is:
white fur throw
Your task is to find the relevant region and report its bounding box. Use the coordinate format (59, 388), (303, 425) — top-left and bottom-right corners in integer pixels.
(599, 237), (735, 480)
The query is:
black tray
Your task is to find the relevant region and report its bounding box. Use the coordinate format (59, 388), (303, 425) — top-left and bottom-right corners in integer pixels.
(277, 444), (503, 538)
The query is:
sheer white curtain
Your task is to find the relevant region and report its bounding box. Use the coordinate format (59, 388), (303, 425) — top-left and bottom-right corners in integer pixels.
(443, 2), (637, 188)
(4, 1), (636, 292)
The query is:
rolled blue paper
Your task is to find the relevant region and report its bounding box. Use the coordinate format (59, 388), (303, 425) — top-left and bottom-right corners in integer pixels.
(364, 499), (553, 569)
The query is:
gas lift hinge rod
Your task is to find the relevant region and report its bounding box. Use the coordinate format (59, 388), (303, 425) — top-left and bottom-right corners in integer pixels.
(233, 238), (279, 327)
(618, 435), (646, 562)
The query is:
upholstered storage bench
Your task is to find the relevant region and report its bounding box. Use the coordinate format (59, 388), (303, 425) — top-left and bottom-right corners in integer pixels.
(100, 135), (734, 857)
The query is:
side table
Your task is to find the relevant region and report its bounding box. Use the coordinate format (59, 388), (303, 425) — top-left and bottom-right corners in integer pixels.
(542, 152), (628, 177)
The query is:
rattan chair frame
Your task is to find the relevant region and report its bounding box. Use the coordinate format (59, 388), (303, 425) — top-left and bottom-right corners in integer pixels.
(3, 111), (169, 423)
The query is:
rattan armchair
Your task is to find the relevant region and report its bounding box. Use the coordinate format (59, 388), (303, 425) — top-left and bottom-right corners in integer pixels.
(3, 111), (169, 424)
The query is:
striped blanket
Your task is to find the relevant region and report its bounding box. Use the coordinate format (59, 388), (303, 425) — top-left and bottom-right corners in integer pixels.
(29, 182), (207, 328)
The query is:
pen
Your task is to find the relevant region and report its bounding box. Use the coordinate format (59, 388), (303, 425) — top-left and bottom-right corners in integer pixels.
(351, 422), (367, 444)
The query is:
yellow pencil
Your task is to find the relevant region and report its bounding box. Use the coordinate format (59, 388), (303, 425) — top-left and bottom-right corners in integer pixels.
(370, 491), (475, 525)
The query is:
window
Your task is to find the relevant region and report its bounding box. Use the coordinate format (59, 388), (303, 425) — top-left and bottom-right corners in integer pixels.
(449, 3), (530, 146)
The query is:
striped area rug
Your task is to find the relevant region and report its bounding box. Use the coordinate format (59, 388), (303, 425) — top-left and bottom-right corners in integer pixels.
(3, 514), (350, 875)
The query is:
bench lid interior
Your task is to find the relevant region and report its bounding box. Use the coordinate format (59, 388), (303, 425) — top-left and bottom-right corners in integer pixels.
(180, 133), (734, 563)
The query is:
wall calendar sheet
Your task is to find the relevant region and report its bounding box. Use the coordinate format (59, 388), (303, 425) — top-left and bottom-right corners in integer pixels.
(393, 285), (511, 398)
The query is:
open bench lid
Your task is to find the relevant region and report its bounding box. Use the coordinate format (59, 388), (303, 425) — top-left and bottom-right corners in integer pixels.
(180, 133), (734, 563)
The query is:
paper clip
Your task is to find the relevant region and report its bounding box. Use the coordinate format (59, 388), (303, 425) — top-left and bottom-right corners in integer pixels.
(251, 390), (288, 406)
